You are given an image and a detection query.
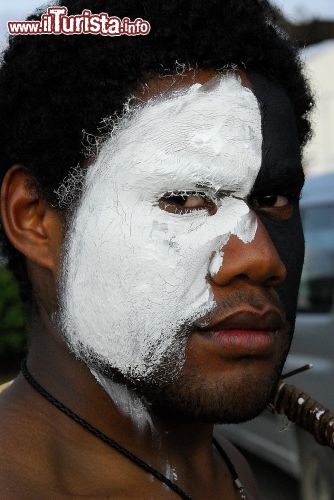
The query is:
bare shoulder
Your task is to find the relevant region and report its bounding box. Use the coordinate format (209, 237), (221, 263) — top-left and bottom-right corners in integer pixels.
(0, 380), (14, 394)
(0, 469), (60, 500)
(0, 406), (30, 498)
(0, 378), (51, 498)
(214, 429), (259, 500)
(0, 472), (35, 500)
(0, 385), (26, 497)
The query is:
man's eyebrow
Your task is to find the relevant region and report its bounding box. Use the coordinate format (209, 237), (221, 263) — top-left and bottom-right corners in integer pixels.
(194, 183), (239, 197)
(251, 162), (305, 196)
(215, 188), (236, 197)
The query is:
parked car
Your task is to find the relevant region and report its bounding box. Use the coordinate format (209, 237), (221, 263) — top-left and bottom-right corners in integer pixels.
(218, 172), (334, 500)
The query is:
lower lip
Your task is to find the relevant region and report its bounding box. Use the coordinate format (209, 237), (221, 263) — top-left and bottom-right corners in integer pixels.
(199, 329), (275, 355)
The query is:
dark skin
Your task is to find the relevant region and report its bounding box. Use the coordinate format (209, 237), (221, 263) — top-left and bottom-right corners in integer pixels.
(0, 69), (291, 499)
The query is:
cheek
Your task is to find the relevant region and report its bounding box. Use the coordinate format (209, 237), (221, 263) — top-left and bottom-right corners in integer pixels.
(133, 198), (257, 285)
(258, 209), (304, 321)
(66, 191), (257, 304)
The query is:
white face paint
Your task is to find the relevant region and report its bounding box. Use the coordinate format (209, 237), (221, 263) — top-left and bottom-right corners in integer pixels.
(91, 369), (157, 435)
(58, 73), (262, 383)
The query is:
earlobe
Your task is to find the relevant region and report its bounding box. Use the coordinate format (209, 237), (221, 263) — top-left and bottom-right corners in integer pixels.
(0, 165), (63, 274)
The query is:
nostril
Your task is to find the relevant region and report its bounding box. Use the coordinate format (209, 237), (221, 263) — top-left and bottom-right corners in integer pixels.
(266, 272), (286, 287)
(267, 277), (280, 287)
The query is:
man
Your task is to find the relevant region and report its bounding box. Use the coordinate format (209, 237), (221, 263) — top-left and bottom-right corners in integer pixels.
(0, 0), (313, 498)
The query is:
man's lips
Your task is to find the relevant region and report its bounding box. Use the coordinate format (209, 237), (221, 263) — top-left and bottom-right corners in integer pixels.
(194, 309), (286, 356)
(196, 309), (284, 332)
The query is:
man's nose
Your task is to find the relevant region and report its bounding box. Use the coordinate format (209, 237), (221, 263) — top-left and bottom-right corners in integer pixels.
(211, 215), (287, 287)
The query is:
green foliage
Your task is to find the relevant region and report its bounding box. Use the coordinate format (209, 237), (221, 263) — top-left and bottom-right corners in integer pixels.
(0, 266), (26, 360)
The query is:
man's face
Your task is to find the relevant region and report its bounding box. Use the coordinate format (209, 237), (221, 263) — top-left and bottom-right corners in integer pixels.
(57, 70), (304, 423)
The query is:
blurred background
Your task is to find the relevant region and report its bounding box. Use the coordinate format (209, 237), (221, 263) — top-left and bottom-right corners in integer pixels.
(0, 1), (334, 499)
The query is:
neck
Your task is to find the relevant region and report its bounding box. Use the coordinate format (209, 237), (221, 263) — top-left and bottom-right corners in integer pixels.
(26, 312), (216, 477)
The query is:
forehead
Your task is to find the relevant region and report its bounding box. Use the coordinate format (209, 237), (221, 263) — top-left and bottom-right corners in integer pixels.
(138, 69), (301, 169)
(93, 70), (302, 198)
(102, 72), (262, 196)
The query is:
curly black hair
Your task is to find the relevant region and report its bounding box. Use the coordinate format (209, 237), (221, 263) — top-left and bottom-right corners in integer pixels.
(0, 0), (314, 306)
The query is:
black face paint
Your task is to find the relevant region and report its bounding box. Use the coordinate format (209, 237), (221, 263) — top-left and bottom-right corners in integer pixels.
(249, 72), (305, 330)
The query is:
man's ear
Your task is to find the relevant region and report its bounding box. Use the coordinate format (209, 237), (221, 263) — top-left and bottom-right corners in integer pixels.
(0, 165), (64, 276)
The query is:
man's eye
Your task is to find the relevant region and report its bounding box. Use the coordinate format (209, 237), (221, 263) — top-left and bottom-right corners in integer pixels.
(255, 195), (289, 208)
(159, 192), (218, 215)
(252, 194), (293, 220)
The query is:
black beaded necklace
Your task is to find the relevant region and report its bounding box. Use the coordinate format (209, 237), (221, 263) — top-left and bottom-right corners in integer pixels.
(21, 360), (248, 500)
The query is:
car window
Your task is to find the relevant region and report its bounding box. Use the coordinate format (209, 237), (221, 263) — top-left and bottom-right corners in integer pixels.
(298, 204), (334, 313)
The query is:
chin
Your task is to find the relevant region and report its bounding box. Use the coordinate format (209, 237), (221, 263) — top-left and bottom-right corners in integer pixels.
(74, 340), (287, 425)
(145, 358), (285, 424)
